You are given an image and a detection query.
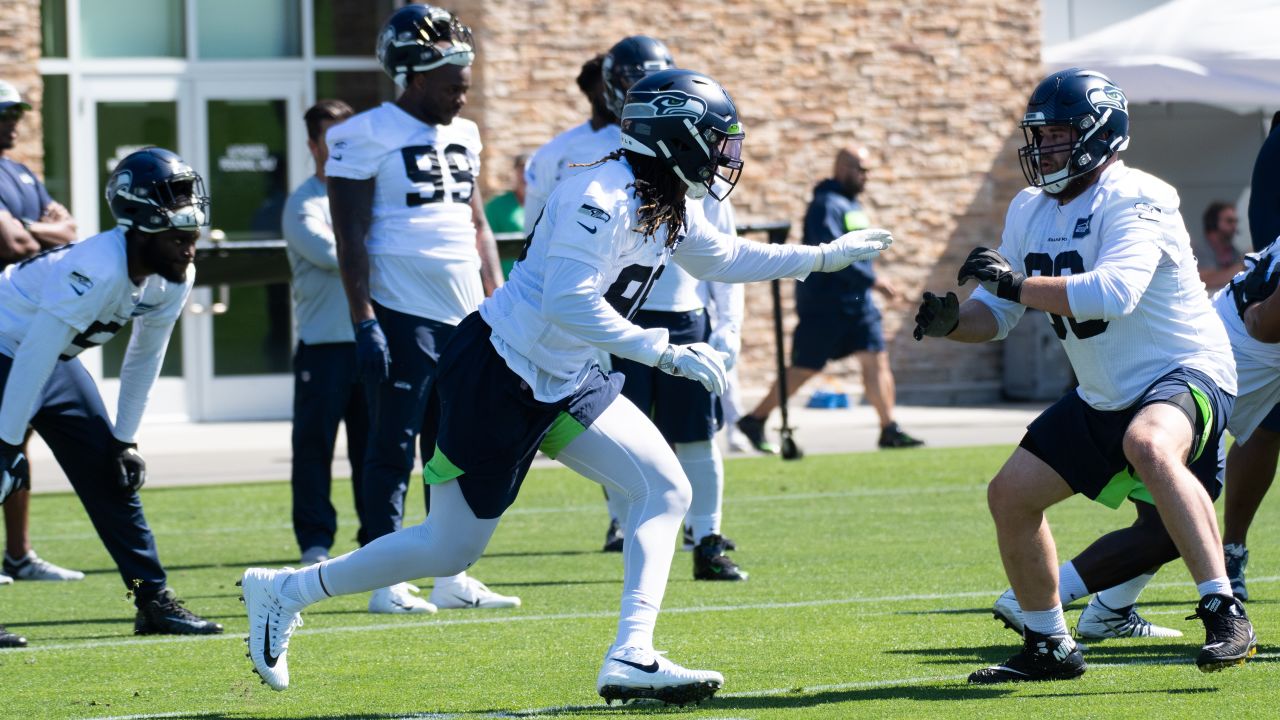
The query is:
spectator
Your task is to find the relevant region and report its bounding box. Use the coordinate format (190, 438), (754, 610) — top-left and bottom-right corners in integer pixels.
(483, 152), (527, 234)
(1198, 200), (1242, 290)
(738, 144), (922, 453)
(283, 99), (369, 567)
(0, 79), (83, 593)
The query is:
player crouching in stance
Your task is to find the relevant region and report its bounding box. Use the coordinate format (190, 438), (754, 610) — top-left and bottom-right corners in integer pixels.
(914, 68), (1254, 683)
(0, 148), (221, 636)
(240, 68), (891, 704)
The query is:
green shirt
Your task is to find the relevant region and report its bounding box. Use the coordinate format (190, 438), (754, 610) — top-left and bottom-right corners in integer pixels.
(485, 191), (524, 234)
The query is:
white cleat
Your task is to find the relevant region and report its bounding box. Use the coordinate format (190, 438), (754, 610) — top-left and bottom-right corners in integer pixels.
(1075, 598), (1183, 639)
(429, 574), (521, 610)
(4, 550), (84, 581)
(0, 572), (11, 585)
(369, 583), (438, 614)
(992, 589), (1024, 635)
(596, 646), (723, 706)
(239, 567), (304, 691)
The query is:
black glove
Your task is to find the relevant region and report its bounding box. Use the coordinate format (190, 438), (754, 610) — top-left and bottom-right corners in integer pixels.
(111, 438), (147, 493)
(913, 291), (960, 340)
(958, 247), (1025, 302)
(0, 440), (29, 505)
(1233, 252), (1280, 318)
(354, 318), (391, 385)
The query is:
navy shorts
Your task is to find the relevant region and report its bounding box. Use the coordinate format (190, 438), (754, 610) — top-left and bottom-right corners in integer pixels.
(423, 313), (623, 519)
(791, 306), (884, 370)
(611, 309), (723, 444)
(1020, 366), (1234, 508)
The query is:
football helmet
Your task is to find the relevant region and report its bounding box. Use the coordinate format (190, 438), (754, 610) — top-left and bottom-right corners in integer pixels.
(105, 148), (210, 233)
(376, 4), (474, 88)
(620, 69), (745, 201)
(1018, 68), (1130, 195)
(602, 35), (675, 118)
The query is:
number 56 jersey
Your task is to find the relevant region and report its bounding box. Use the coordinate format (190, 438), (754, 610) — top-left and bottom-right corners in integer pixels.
(325, 102), (480, 264)
(972, 161), (1235, 411)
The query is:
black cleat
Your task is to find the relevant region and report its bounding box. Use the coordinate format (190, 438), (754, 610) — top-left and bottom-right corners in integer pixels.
(736, 416), (779, 455)
(0, 624), (27, 648)
(1188, 593), (1257, 672)
(878, 422), (924, 449)
(693, 534), (748, 581)
(968, 629), (1085, 684)
(682, 525), (735, 551)
(134, 588), (224, 635)
(603, 518), (624, 552)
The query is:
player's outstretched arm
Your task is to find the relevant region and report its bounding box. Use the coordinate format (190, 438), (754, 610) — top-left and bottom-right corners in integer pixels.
(913, 292), (1000, 343)
(957, 246), (1074, 317)
(674, 227), (891, 284)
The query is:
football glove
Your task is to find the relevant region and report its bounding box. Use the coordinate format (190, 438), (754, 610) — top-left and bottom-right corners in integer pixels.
(0, 440), (29, 505)
(1232, 251), (1280, 319)
(815, 228), (894, 272)
(656, 342), (730, 395)
(707, 325), (742, 371)
(913, 291), (960, 340)
(111, 438), (147, 493)
(354, 318), (391, 385)
(958, 247), (1024, 302)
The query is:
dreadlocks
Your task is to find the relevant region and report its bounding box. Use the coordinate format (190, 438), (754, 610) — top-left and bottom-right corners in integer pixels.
(568, 150), (688, 247)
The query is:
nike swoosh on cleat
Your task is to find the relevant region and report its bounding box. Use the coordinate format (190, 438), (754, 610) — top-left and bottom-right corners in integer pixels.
(262, 616), (280, 668)
(614, 657), (660, 673)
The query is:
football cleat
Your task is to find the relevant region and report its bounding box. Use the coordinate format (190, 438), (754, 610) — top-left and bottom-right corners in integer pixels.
(877, 422), (924, 449)
(603, 518), (624, 553)
(0, 624), (26, 648)
(0, 572), (11, 585)
(3, 550), (84, 581)
(682, 525), (736, 552)
(597, 646), (723, 705)
(1074, 598), (1182, 639)
(369, 583), (438, 614)
(134, 588), (223, 635)
(736, 416), (779, 455)
(239, 568), (304, 691)
(692, 534), (748, 581)
(1224, 543), (1249, 602)
(968, 629), (1086, 684)
(429, 574), (520, 610)
(1188, 593), (1257, 672)
(991, 589), (1024, 635)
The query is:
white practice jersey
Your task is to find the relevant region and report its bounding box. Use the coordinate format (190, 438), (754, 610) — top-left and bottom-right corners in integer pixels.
(0, 229), (190, 359)
(973, 162), (1235, 410)
(325, 103), (483, 322)
(481, 159), (821, 402)
(522, 121), (621, 234)
(1213, 237), (1280, 442)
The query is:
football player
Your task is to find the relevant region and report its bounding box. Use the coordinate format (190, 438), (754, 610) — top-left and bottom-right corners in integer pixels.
(0, 147), (221, 639)
(915, 68), (1254, 683)
(319, 5), (514, 615)
(240, 68), (891, 704)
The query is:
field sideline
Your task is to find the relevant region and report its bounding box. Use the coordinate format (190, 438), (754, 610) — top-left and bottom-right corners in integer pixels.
(5, 446), (1277, 719)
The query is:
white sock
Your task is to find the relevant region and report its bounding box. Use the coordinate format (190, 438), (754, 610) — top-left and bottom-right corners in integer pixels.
(1095, 572), (1155, 609)
(1058, 561), (1090, 605)
(279, 564), (330, 608)
(1022, 605), (1069, 636)
(675, 440), (723, 543)
(1197, 576), (1233, 598)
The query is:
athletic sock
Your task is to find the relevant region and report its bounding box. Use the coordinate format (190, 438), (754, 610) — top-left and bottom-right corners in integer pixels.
(1197, 576), (1233, 598)
(1058, 561), (1090, 605)
(1094, 572), (1155, 609)
(280, 564), (330, 609)
(675, 440), (723, 543)
(1022, 605), (1069, 636)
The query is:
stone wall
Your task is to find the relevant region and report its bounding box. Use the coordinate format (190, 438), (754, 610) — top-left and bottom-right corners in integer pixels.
(460, 0), (1042, 404)
(0, 0), (42, 175)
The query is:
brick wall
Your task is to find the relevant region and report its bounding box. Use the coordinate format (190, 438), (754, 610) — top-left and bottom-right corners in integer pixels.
(461, 0), (1042, 404)
(0, 0), (42, 174)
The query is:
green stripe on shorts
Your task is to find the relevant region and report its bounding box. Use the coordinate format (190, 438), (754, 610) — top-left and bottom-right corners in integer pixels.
(423, 445), (464, 485)
(1188, 382), (1212, 464)
(1095, 467), (1154, 509)
(539, 411), (587, 459)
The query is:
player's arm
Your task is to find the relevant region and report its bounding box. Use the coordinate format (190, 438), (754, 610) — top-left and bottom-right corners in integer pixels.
(673, 224), (890, 284)
(0, 310), (76, 445)
(1244, 288), (1280, 343)
(114, 315), (179, 444)
(328, 177), (377, 323)
(0, 209), (41, 261)
(470, 187), (503, 295)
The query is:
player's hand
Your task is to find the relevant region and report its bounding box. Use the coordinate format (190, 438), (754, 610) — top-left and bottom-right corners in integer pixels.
(656, 342), (730, 395)
(111, 438), (147, 493)
(958, 247), (1024, 302)
(707, 325), (742, 371)
(913, 291), (960, 341)
(354, 318), (391, 385)
(816, 228), (893, 272)
(1233, 251), (1280, 318)
(0, 440), (29, 505)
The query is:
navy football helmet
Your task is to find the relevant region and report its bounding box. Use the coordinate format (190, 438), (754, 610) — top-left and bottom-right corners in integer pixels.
(602, 36), (675, 118)
(620, 69), (745, 201)
(376, 4), (474, 88)
(1019, 68), (1130, 194)
(105, 148), (209, 233)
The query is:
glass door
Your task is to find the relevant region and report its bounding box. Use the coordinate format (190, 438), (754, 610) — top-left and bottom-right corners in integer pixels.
(186, 78), (306, 420)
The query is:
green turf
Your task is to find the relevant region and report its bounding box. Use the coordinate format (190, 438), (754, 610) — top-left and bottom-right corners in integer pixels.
(4, 445), (1277, 719)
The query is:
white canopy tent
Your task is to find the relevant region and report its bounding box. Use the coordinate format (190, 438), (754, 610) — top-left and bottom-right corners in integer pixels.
(1043, 0), (1280, 110)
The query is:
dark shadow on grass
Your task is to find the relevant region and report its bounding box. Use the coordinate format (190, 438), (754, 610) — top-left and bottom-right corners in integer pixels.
(884, 642), (1201, 667)
(482, 549), (605, 559)
(79, 558), (301, 576)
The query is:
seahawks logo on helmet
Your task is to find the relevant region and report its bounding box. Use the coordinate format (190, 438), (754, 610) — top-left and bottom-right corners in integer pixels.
(623, 92), (707, 122)
(106, 170), (132, 201)
(1087, 85), (1127, 113)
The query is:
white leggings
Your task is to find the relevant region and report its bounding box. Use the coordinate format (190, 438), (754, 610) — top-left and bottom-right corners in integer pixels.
(315, 394), (689, 651)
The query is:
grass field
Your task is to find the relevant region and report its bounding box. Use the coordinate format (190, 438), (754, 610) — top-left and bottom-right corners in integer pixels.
(5, 445), (1278, 719)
